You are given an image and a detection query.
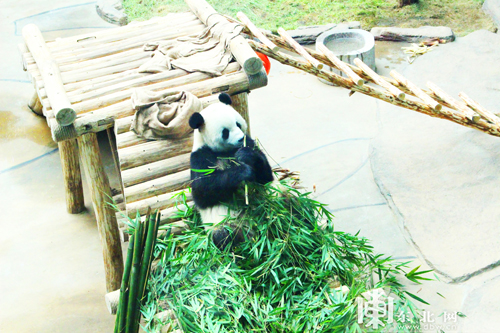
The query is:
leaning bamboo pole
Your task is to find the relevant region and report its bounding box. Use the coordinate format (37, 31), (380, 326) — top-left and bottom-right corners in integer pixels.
(248, 40), (500, 138)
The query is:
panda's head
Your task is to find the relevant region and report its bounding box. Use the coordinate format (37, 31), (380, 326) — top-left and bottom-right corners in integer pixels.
(189, 93), (248, 152)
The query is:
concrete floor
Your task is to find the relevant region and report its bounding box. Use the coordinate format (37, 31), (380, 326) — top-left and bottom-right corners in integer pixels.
(2, 1), (500, 332)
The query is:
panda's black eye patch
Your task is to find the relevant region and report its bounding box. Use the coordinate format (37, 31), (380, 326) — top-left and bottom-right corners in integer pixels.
(222, 128), (229, 140)
(236, 122), (241, 129)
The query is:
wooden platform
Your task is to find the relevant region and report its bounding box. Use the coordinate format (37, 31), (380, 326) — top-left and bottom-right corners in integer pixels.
(19, 0), (267, 293)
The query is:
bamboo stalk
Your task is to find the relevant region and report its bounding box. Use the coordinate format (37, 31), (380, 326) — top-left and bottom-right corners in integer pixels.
(248, 40), (500, 137)
(353, 58), (405, 100)
(124, 170), (191, 204)
(427, 82), (479, 122)
(125, 220), (145, 333)
(115, 234), (134, 331)
(118, 210), (191, 238)
(277, 28), (323, 70)
(133, 212), (159, 332)
(389, 70), (441, 111)
(458, 92), (500, 126)
(236, 12), (278, 52)
(317, 43), (363, 86)
(122, 153), (191, 187)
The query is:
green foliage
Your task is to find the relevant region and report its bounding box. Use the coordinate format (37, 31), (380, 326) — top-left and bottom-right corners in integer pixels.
(123, 0), (495, 36)
(136, 182), (434, 332)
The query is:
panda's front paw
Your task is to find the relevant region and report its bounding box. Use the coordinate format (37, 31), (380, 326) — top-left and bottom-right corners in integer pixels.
(236, 147), (260, 168)
(240, 164), (256, 182)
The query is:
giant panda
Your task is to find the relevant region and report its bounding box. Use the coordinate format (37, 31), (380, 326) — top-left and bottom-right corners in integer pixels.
(188, 93), (274, 249)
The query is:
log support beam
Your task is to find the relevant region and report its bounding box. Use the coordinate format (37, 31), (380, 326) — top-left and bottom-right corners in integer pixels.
(58, 139), (85, 214)
(78, 132), (124, 292)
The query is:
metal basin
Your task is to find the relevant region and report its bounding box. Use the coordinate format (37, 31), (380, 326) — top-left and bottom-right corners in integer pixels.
(316, 29), (376, 85)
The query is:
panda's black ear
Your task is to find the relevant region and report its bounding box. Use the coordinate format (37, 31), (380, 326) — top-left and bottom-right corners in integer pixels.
(189, 112), (204, 129)
(218, 93), (232, 105)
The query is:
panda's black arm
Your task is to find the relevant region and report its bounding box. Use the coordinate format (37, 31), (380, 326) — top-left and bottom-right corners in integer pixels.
(235, 138), (274, 184)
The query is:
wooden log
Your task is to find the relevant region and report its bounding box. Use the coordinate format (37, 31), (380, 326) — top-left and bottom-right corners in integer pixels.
(231, 92), (250, 136)
(28, 91), (44, 116)
(105, 289), (120, 315)
(54, 24), (205, 65)
(122, 153), (191, 187)
(125, 189), (193, 218)
(22, 24), (76, 126)
(119, 136), (193, 171)
(277, 28), (323, 70)
(353, 58), (405, 100)
(77, 133), (124, 292)
(18, 43), (29, 71)
(317, 43), (363, 86)
(236, 12), (278, 52)
(124, 169), (191, 203)
(106, 128), (125, 197)
(459, 92), (500, 126)
(45, 12), (197, 47)
(249, 40), (500, 137)
(59, 139), (85, 214)
(68, 62), (240, 113)
(116, 131), (149, 149)
(427, 82), (479, 122)
(118, 207), (190, 231)
(185, 0), (263, 75)
(389, 70), (441, 111)
(47, 14), (201, 53)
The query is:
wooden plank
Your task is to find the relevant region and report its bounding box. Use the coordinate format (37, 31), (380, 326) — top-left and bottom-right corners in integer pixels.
(122, 153), (191, 187)
(125, 189), (193, 218)
(124, 169), (191, 204)
(119, 135), (193, 171)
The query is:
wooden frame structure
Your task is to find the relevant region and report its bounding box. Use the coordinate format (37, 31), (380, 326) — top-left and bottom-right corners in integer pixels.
(19, 0), (267, 292)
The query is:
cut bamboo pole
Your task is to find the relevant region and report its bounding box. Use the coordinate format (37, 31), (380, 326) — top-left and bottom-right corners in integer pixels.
(124, 169), (191, 204)
(78, 132), (124, 292)
(119, 136), (193, 171)
(125, 219), (144, 332)
(59, 138), (85, 214)
(125, 189), (193, 218)
(353, 58), (405, 100)
(121, 153), (191, 188)
(427, 82), (479, 122)
(249, 40), (500, 137)
(277, 28), (323, 70)
(458, 92), (500, 126)
(236, 12), (278, 52)
(317, 43), (363, 86)
(22, 24), (76, 126)
(185, 0), (263, 75)
(28, 91), (44, 116)
(389, 70), (441, 111)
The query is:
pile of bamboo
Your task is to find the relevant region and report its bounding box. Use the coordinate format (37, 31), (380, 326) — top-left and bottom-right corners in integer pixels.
(113, 210), (159, 333)
(234, 13), (500, 138)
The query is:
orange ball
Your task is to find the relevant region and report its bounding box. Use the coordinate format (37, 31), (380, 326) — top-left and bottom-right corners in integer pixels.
(256, 52), (271, 74)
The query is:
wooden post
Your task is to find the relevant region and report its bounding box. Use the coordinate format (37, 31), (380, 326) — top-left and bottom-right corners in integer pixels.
(58, 139), (85, 214)
(22, 24), (76, 126)
(231, 92), (250, 135)
(28, 92), (44, 116)
(78, 132), (124, 292)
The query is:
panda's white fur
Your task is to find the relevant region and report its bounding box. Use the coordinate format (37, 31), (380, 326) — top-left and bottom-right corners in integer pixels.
(188, 93), (274, 248)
